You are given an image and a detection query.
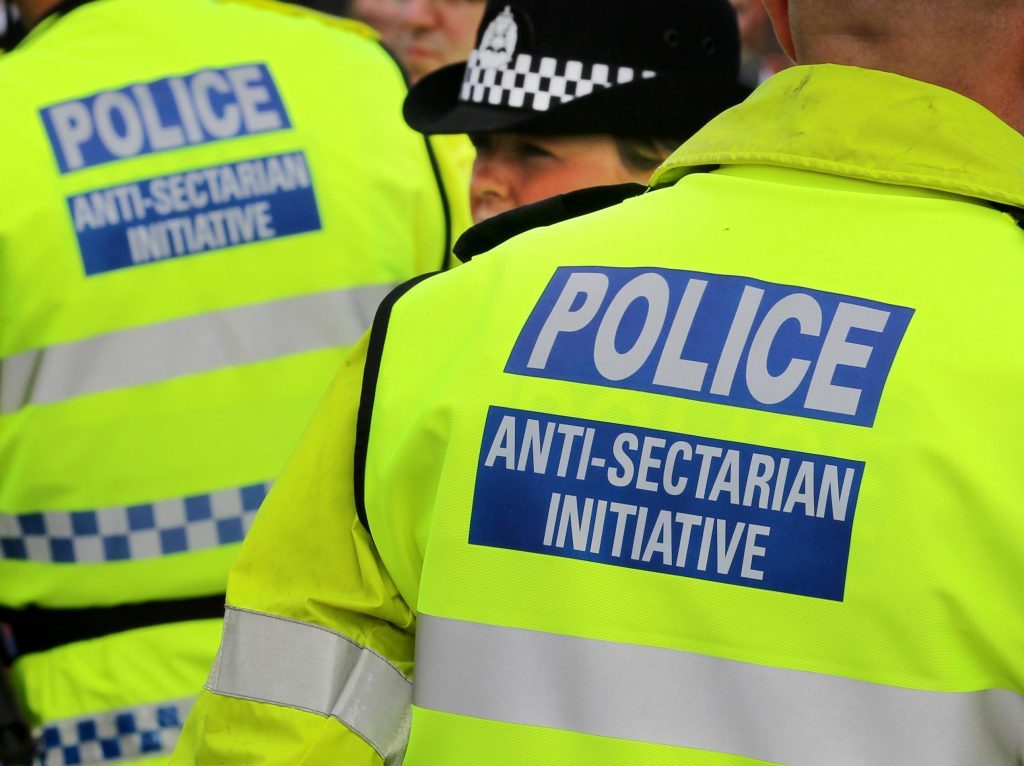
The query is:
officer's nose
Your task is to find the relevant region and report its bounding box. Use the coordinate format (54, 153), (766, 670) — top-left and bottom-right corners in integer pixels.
(470, 150), (518, 224)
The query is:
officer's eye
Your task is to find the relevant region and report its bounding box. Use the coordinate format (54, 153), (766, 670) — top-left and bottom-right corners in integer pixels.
(517, 141), (557, 160)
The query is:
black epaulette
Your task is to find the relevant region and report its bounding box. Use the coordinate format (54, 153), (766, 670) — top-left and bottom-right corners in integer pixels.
(453, 182), (650, 262)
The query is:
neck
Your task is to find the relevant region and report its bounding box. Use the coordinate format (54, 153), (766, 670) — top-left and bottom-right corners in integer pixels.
(794, 28), (1024, 134)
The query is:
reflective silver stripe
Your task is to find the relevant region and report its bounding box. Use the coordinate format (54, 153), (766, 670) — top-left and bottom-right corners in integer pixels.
(415, 614), (1024, 765)
(207, 607), (411, 760)
(0, 284), (394, 414)
(37, 697), (193, 765)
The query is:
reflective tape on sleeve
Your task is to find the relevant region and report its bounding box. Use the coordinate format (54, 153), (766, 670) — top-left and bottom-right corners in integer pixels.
(414, 614), (1024, 765)
(0, 483), (268, 563)
(37, 697), (193, 766)
(0, 283), (394, 414)
(207, 607), (412, 760)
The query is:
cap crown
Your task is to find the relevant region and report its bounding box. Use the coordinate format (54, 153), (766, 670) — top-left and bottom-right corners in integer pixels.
(470, 0), (742, 79)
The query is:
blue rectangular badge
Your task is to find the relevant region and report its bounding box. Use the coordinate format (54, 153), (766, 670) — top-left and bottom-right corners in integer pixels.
(470, 406), (865, 601)
(68, 152), (321, 276)
(506, 267), (914, 427)
(41, 64), (290, 173)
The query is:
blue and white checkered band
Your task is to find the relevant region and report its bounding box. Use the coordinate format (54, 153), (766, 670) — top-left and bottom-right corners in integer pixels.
(459, 50), (658, 113)
(37, 697), (193, 765)
(0, 483), (269, 564)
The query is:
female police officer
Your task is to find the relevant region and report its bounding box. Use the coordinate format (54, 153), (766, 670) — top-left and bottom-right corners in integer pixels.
(403, 0), (750, 222)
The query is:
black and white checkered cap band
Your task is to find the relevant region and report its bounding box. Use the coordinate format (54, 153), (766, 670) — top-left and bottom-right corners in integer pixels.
(460, 51), (657, 112)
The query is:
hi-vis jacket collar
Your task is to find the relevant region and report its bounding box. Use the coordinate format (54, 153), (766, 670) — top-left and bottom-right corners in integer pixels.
(652, 64), (1024, 210)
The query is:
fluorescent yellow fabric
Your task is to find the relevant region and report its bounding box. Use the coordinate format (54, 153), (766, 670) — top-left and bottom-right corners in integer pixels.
(178, 688), (384, 766)
(225, 337), (415, 659)
(12, 620), (223, 722)
(0, 0), (453, 759)
(429, 133), (475, 270)
(404, 708), (779, 766)
(183, 64), (1024, 763)
(173, 336), (413, 765)
(652, 65), (1024, 207)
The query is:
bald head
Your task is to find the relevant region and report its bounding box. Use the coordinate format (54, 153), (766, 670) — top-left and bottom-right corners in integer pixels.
(791, 0), (1017, 48)
(764, 0), (1024, 131)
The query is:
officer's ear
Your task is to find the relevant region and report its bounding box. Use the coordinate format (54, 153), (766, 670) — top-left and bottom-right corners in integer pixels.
(761, 0), (797, 62)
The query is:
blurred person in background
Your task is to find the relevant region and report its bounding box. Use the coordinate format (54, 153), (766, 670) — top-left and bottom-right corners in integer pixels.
(390, 0), (485, 255)
(729, 0), (790, 85)
(297, 0), (479, 83)
(0, 0), (24, 50)
(404, 0), (750, 224)
(348, 0), (407, 49)
(399, 0), (484, 84)
(283, 0), (477, 254)
(0, 0), (461, 763)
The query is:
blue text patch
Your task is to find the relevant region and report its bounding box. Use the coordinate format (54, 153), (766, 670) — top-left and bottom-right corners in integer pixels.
(68, 152), (321, 275)
(41, 64), (290, 173)
(470, 406), (864, 600)
(507, 267), (914, 427)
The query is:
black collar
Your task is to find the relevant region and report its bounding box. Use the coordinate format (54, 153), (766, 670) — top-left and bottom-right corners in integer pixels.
(453, 183), (650, 262)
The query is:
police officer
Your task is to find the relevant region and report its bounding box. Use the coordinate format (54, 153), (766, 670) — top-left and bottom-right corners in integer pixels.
(0, 0), (462, 763)
(176, 0), (1024, 763)
(403, 0), (749, 223)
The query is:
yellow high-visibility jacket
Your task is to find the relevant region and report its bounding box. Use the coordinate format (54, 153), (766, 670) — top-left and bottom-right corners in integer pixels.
(0, 0), (464, 762)
(429, 133), (474, 270)
(177, 65), (1024, 765)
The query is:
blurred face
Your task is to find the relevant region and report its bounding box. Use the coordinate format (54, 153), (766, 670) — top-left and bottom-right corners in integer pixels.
(399, 0), (486, 83)
(350, 0), (407, 49)
(729, 0), (771, 51)
(469, 133), (650, 223)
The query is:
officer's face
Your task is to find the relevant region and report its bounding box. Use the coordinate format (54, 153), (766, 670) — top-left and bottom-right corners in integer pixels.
(399, 0), (486, 83)
(469, 133), (651, 224)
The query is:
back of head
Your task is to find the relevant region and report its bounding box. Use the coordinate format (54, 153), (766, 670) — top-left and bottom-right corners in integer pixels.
(790, 0), (1017, 57)
(775, 0), (1024, 129)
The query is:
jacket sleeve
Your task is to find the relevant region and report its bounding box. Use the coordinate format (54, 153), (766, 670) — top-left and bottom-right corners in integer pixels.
(171, 333), (416, 765)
